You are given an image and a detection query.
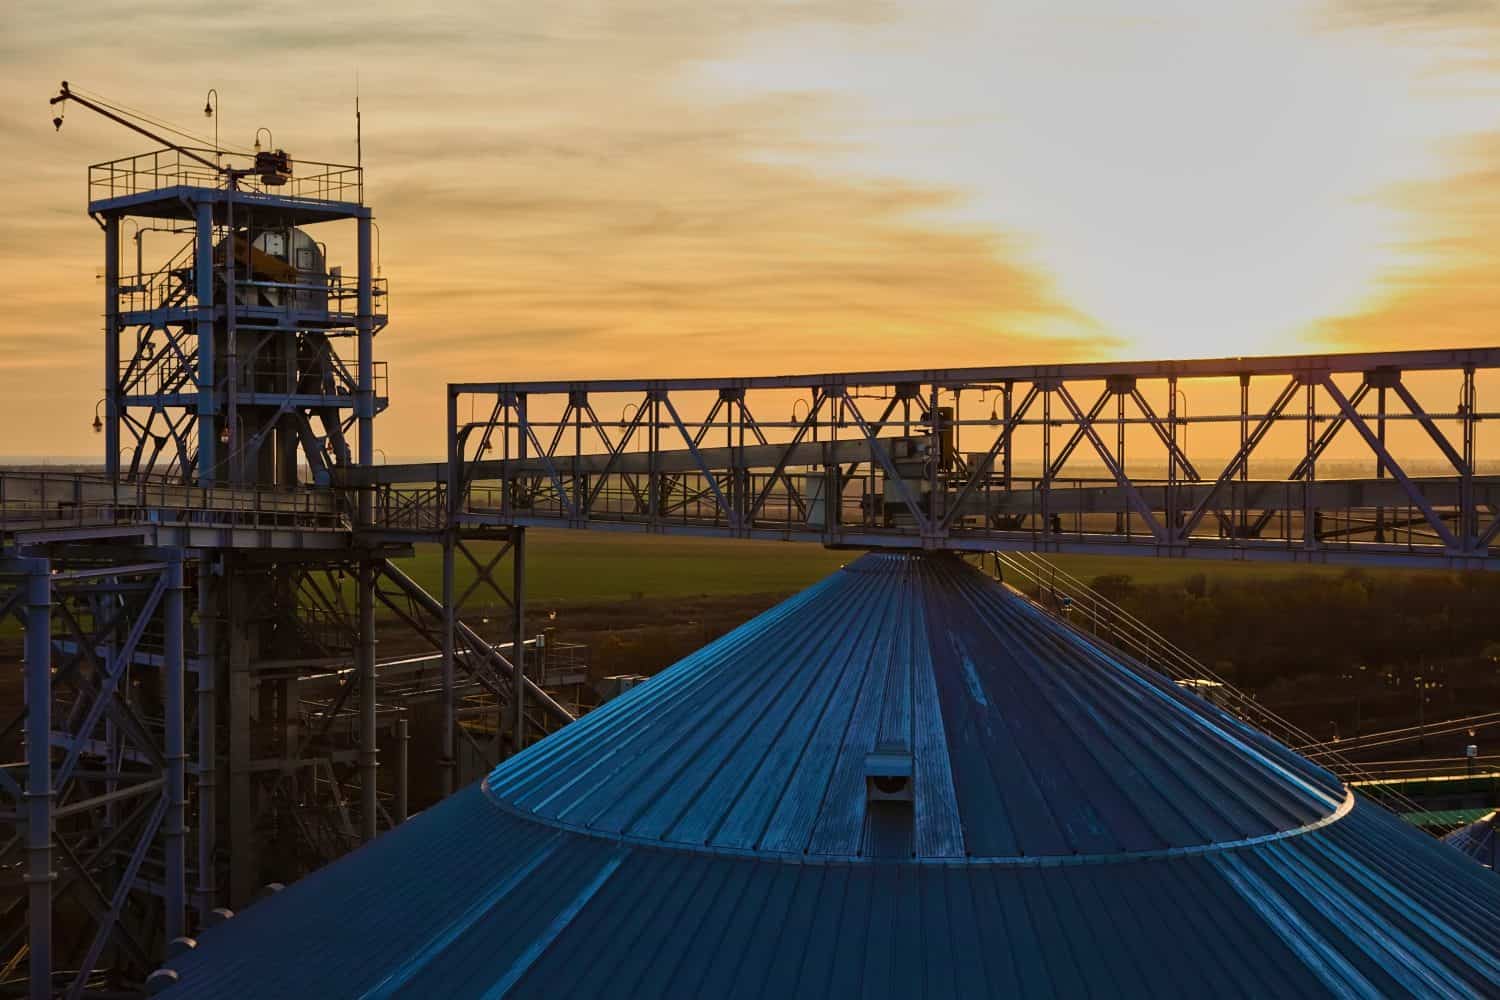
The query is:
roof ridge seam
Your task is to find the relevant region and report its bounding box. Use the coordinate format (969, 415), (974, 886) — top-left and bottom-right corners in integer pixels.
(478, 777), (1358, 869)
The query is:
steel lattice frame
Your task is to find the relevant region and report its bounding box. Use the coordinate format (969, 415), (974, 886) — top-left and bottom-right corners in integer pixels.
(4, 152), (411, 999)
(2, 143), (582, 998)
(0, 554), (186, 999)
(98, 164), (387, 488)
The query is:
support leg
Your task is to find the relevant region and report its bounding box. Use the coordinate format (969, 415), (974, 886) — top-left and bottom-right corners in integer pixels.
(396, 717), (409, 824)
(195, 562), (218, 914)
(358, 559), (377, 841)
(512, 528), (526, 756)
(440, 535), (456, 797)
(23, 559), (53, 1000)
(227, 564), (254, 907)
(163, 552), (187, 941)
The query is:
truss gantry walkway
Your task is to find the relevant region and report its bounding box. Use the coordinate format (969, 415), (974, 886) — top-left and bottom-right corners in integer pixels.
(347, 346), (1500, 570)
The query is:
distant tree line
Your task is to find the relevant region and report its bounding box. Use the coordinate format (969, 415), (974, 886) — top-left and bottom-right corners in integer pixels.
(1078, 570), (1500, 725)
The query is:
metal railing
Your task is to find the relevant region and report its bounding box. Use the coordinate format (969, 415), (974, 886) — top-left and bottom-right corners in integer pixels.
(373, 484), (447, 533)
(232, 274), (388, 317)
(0, 470), (345, 536)
(454, 466), (1483, 558)
(116, 237), (197, 312)
(90, 148), (363, 205)
(119, 359), (386, 403)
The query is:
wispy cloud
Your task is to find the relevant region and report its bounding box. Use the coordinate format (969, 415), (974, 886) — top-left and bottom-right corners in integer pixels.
(1316, 131), (1500, 345)
(1327, 1), (1500, 30)
(11, 0), (1500, 461)
(1310, 1), (1500, 346)
(0, 0), (1085, 456)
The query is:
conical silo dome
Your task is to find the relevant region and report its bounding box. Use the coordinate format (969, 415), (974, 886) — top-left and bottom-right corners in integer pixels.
(161, 553), (1500, 998)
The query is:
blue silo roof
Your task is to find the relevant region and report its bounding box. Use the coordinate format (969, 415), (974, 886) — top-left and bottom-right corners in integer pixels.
(161, 553), (1500, 998)
(489, 553), (1344, 859)
(1445, 809), (1498, 870)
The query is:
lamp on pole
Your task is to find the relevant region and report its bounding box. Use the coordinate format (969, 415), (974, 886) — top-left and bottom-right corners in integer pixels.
(203, 89), (218, 162)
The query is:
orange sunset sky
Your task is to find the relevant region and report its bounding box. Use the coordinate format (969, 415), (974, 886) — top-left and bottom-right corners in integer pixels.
(3, 0), (1500, 459)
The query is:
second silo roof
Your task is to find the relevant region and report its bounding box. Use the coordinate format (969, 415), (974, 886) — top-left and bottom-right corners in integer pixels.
(1446, 809), (1498, 869)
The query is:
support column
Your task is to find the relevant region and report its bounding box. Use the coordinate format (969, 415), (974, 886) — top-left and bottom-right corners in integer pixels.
(512, 528), (526, 756)
(355, 209), (379, 838)
(224, 194), (240, 485)
(356, 213), (374, 526)
(1040, 386), (1051, 541)
(395, 717), (409, 824)
(927, 385), (940, 529)
(1002, 383), (1014, 490)
(1375, 385), (1387, 543)
(1303, 380), (1317, 549)
(1239, 374), (1250, 537)
(162, 552), (187, 941)
(23, 559), (53, 1000)
(1462, 366), (1476, 550)
(358, 559), (377, 841)
(1115, 390), (1125, 536)
(104, 216), (120, 481)
(227, 563), (254, 906)
(195, 562), (218, 913)
(194, 200), (217, 482)
(440, 534), (456, 798)
(1167, 376), (1178, 542)
(441, 387), (459, 795)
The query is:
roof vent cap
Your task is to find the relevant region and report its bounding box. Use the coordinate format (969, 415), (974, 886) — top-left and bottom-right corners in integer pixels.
(865, 745), (914, 802)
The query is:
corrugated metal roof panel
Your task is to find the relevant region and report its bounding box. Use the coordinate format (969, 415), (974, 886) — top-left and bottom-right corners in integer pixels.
(485, 553), (1344, 860)
(161, 552), (1500, 998)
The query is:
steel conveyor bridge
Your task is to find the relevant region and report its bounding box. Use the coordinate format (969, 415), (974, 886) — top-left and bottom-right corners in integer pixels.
(343, 346), (1500, 570)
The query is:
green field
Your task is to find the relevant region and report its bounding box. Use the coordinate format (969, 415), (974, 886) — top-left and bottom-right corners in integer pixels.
(398, 531), (849, 606)
(395, 529), (1409, 607)
(0, 534), (1430, 642)
(1038, 553), (1384, 587)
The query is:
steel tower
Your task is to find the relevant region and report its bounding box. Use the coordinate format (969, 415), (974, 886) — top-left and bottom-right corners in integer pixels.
(0, 89), (571, 998)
